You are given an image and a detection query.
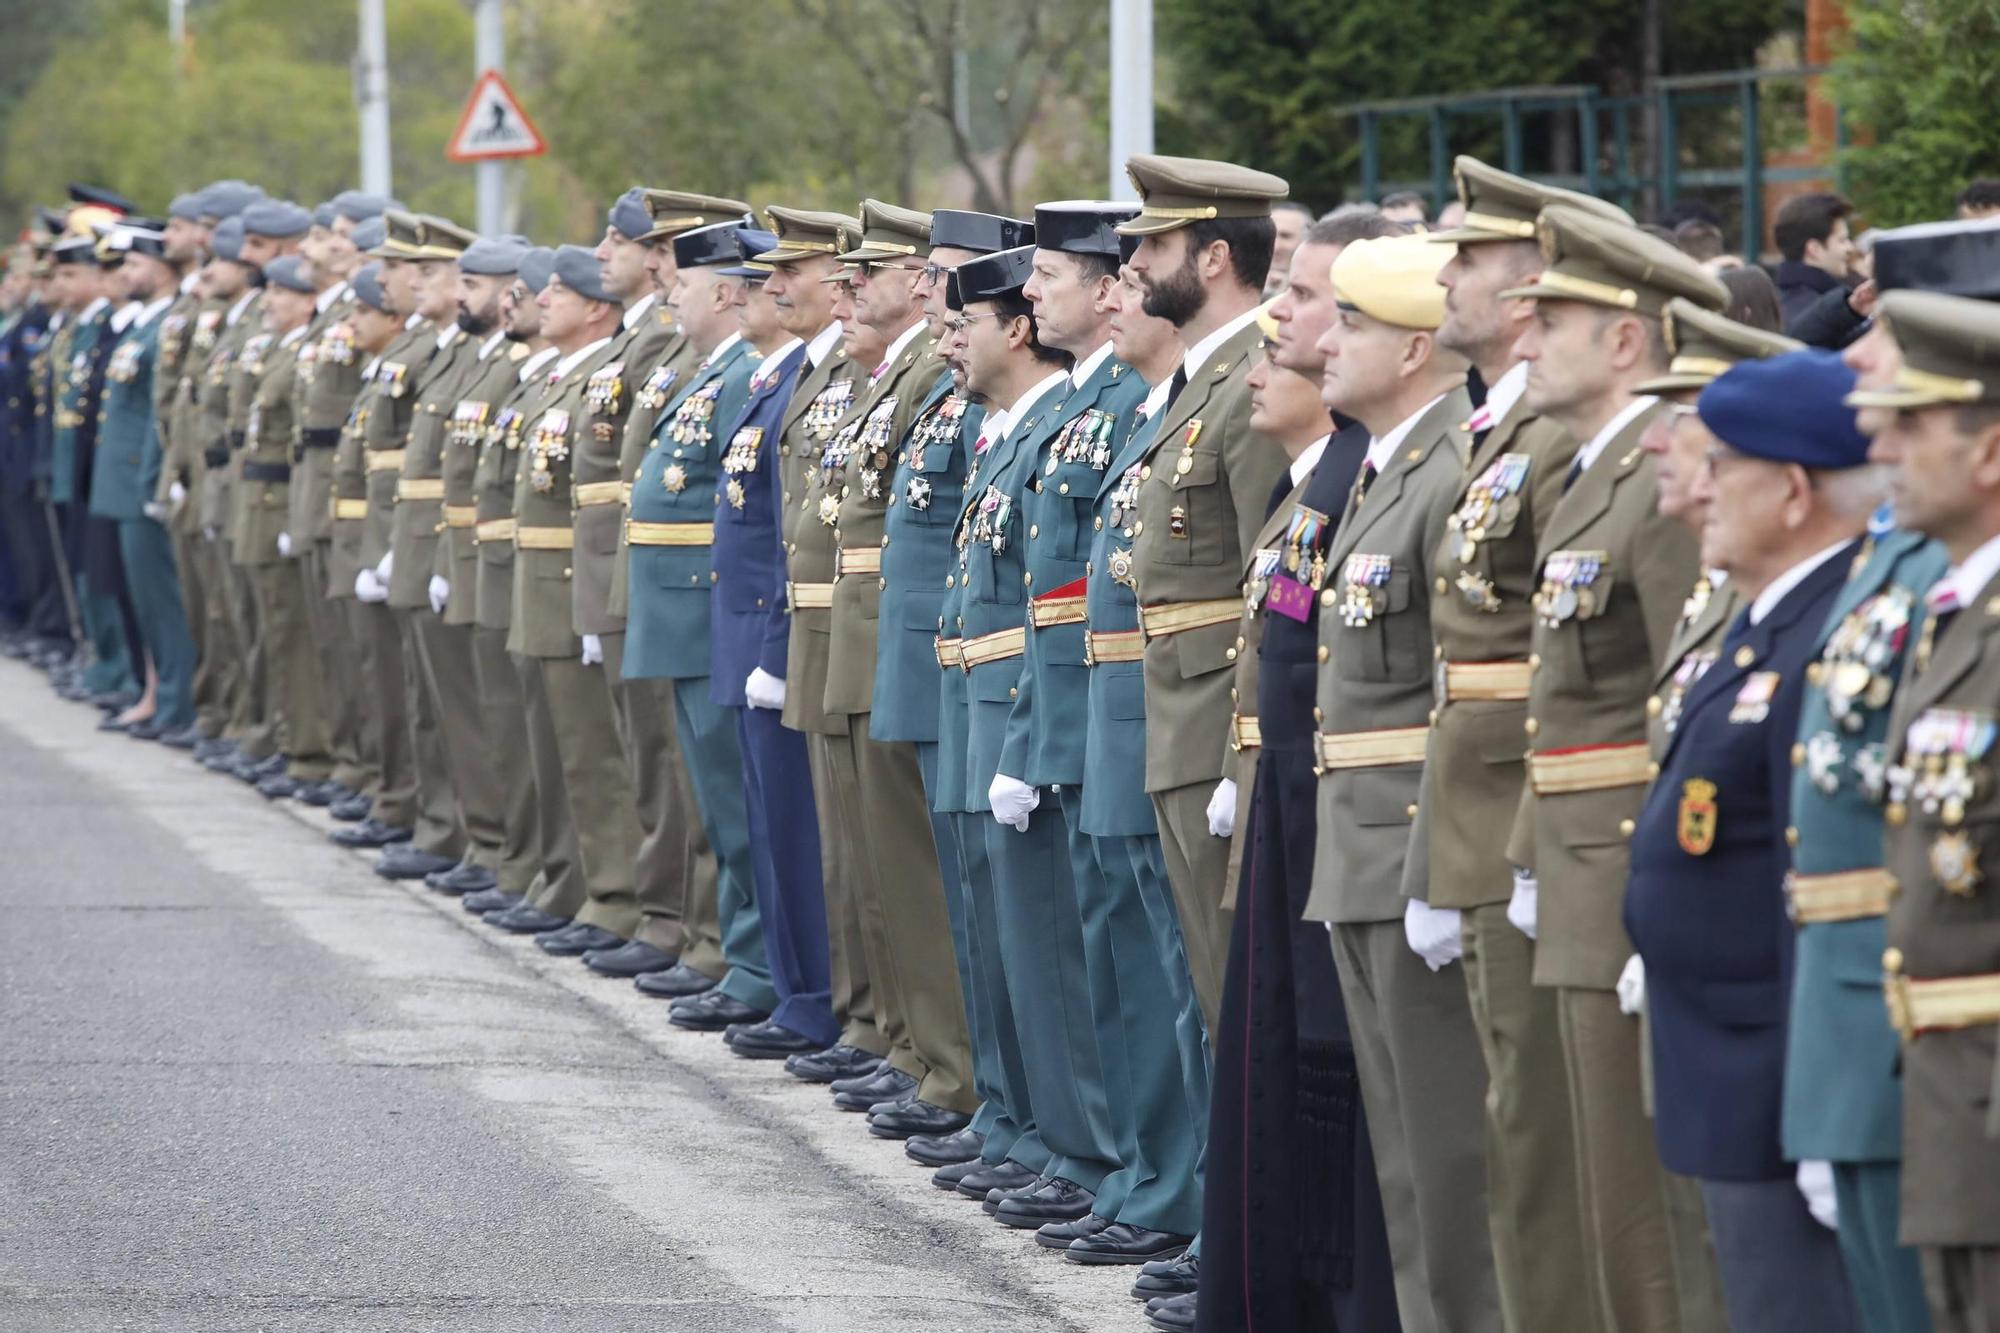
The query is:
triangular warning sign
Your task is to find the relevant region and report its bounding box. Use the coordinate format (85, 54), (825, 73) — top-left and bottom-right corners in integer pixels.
(447, 70), (547, 162)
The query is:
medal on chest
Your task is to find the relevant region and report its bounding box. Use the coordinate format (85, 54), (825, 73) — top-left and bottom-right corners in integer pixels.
(909, 394), (967, 473)
(585, 363), (625, 437)
(1534, 549), (1607, 627)
(1338, 553), (1393, 628)
(380, 360), (409, 399)
(1049, 407), (1116, 475)
(722, 425), (764, 511)
(857, 396), (899, 500)
(1447, 453), (1528, 565)
(1660, 649), (1717, 735)
(1728, 670), (1781, 725)
(1820, 588), (1915, 731)
(635, 363), (680, 412)
(667, 381), (724, 450)
(450, 399), (491, 450)
(804, 377), (854, 442)
(528, 407), (571, 492)
(1108, 463), (1143, 533)
(319, 324), (356, 367)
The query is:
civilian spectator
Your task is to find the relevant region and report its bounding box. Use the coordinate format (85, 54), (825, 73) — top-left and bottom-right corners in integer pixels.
(1772, 192), (1859, 324)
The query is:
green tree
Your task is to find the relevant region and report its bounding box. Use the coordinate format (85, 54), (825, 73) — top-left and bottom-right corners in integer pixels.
(1833, 0), (2000, 226)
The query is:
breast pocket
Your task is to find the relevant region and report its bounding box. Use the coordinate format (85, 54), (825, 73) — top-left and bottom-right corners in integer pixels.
(1159, 453), (1225, 568)
(1334, 569), (1416, 683)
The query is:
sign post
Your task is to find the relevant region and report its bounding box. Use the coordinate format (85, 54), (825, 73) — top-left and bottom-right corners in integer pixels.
(448, 70), (548, 171)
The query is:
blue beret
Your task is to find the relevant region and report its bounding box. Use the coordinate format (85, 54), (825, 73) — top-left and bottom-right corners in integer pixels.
(351, 262), (390, 312)
(313, 201), (338, 229)
(199, 181), (264, 221)
(607, 187), (652, 241)
(348, 215), (387, 256)
(518, 246), (557, 294)
(550, 244), (615, 303)
(168, 192), (206, 222)
(209, 217), (249, 263)
(263, 255), (315, 293)
(718, 227), (778, 280)
(1697, 348), (1870, 470)
(332, 191), (396, 223)
(460, 235), (529, 276)
(242, 200), (312, 238)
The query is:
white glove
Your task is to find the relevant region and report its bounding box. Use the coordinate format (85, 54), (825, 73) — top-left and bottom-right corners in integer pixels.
(745, 667), (787, 710)
(354, 568), (388, 603)
(1507, 869), (1538, 940)
(277, 531), (293, 558)
(142, 501), (167, 521)
(988, 773), (1040, 832)
(1206, 778), (1239, 838)
(202, 524), (219, 542)
(580, 633), (603, 666)
(1403, 899), (1464, 971)
(1796, 1160), (1838, 1230)
(428, 575), (449, 615)
(1616, 953), (1647, 1016)
(169, 481), (187, 508)
(375, 551), (393, 582)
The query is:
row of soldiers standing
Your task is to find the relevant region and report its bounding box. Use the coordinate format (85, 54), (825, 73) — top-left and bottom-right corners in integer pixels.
(4, 152), (1999, 1333)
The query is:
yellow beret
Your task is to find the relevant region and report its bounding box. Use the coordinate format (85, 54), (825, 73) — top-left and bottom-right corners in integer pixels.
(1330, 235), (1454, 330)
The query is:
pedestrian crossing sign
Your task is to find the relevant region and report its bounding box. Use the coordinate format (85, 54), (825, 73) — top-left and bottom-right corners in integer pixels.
(447, 69), (547, 162)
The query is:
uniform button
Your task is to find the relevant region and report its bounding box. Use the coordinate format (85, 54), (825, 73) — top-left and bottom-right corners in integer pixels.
(1235, 635), (1245, 649)
(1433, 644), (1443, 661)
(1008, 686), (1018, 698)
(1886, 802), (1906, 826)
(1140, 465), (1151, 480)
(945, 574), (954, 587)
(1618, 818), (1635, 837)
(1646, 696), (1664, 717)
(880, 534), (890, 548)
(1647, 761), (1660, 778)
(561, 566), (571, 578)
(841, 485), (850, 498)
(1428, 708), (1437, 725)
(1734, 645), (1755, 668)
(1882, 947), (1904, 973)
(710, 571), (718, 583)
(1321, 589), (1336, 607)
(1434, 576), (1447, 595)
(1313, 706), (1323, 723)
(1790, 743), (1805, 767)
(1094, 517), (1103, 531)
(755, 597), (765, 608)
(877, 577), (886, 589)
(1058, 482), (1069, 494)
(1523, 717), (1541, 737)
(1133, 521), (1144, 535)
(1230, 687), (1238, 702)
(1785, 826), (1800, 848)
(1528, 653), (1541, 668)
(1405, 803), (1418, 818)
(1225, 647), (1237, 661)
(1317, 645), (1329, 663)
(1029, 524), (1039, 539)
(1807, 662), (1825, 686)
(1023, 572), (1033, 587)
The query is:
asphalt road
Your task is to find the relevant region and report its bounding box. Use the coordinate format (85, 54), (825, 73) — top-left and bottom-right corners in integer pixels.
(0, 662), (1142, 1332)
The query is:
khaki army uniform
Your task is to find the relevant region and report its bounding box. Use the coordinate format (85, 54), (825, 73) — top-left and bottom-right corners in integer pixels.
(207, 293), (273, 756)
(148, 282), (209, 727)
(157, 290), (233, 737)
(328, 353), (390, 810)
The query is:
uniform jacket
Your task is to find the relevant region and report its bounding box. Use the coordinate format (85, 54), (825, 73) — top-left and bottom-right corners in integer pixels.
(572, 308), (676, 636)
(621, 334), (757, 680)
(829, 326), (945, 718)
(604, 306), (687, 622)
(89, 310), (163, 521)
(327, 356), (378, 597)
(1000, 351), (1147, 789)
(437, 340), (526, 628)
(709, 341), (808, 708)
(196, 294), (261, 535)
(872, 368), (982, 744)
(388, 331), (480, 609)
(1783, 528), (1946, 1164)
(1648, 575), (1744, 761)
(50, 306), (111, 508)
(231, 327), (307, 566)
(359, 323), (439, 569)
(1508, 403), (1700, 989)
(933, 410), (1011, 816)
(1625, 543), (1857, 1179)
(1131, 320), (1288, 794)
(289, 291), (356, 544)
(776, 347), (862, 735)
(146, 287), (198, 513)
(1418, 399), (1578, 911)
(1, 301), (52, 498)
(508, 340), (616, 660)
(1307, 387), (1474, 924)
(472, 351), (554, 634)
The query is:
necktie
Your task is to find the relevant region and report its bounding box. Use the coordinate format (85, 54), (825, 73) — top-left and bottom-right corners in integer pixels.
(1350, 461), (1377, 512)
(1466, 404), (1494, 435)
(1163, 364), (1189, 415)
(1562, 455), (1585, 493)
(870, 359), (889, 384)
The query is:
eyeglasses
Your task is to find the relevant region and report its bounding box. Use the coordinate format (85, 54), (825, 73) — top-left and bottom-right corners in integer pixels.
(859, 260), (926, 278)
(944, 311), (1007, 334)
(920, 262), (949, 286)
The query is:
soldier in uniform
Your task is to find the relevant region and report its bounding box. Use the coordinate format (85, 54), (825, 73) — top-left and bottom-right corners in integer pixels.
(1501, 206), (1729, 1333)
(0, 242), (57, 665)
(1855, 290), (2000, 1333)
(1626, 349), (1876, 1331)
(1116, 154), (1292, 1037)
(618, 219), (777, 1025)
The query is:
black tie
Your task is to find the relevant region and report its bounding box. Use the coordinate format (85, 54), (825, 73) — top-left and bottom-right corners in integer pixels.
(1351, 461), (1377, 512)
(1562, 456), (1585, 494)
(1163, 365), (1189, 415)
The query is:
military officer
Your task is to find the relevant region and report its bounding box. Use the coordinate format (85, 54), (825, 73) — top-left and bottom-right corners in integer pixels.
(1116, 154), (1292, 1036)
(1855, 291), (2000, 1333)
(1626, 350), (1876, 1331)
(708, 216), (842, 1058)
(617, 218), (777, 1025)
(0, 244), (58, 666)
(1501, 206), (1729, 1333)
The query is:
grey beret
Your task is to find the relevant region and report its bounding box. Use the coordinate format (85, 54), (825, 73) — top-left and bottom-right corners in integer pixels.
(607, 187), (651, 242)
(550, 244), (615, 303)
(209, 217), (249, 263)
(331, 191), (396, 223)
(348, 215), (387, 256)
(168, 192), (206, 222)
(350, 262), (390, 313)
(263, 254), (315, 293)
(242, 199), (312, 238)
(459, 235), (529, 276)
(313, 201), (338, 229)
(518, 246), (557, 294)
(199, 181), (264, 221)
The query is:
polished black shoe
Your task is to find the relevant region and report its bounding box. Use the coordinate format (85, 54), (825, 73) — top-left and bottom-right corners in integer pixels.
(96, 714), (133, 733)
(328, 794), (372, 822)
(957, 1160), (1039, 1202)
(329, 818), (412, 849)
(424, 861), (498, 896)
(250, 753), (287, 780)
(256, 773), (305, 800)
(582, 939), (675, 977)
(125, 717), (169, 742)
(158, 724), (201, 750)
(1132, 1252), (1199, 1300)
(833, 1065), (917, 1112)
(726, 1020), (825, 1059)
(293, 779), (340, 808)
(92, 688), (139, 713)
(906, 1125), (985, 1167)
(1068, 1222), (1191, 1266)
(994, 1177), (1095, 1229)
(981, 1174), (1052, 1215)
(461, 887), (521, 914)
(1036, 1212), (1113, 1251)
(869, 1099), (971, 1140)
(484, 904), (570, 934)
(374, 847), (458, 880)
(1146, 1292), (1196, 1332)
(194, 737), (234, 763)
(785, 1043), (881, 1084)
(931, 1157), (985, 1191)
(536, 922), (624, 956)
(670, 990), (769, 1032)
(634, 962), (719, 998)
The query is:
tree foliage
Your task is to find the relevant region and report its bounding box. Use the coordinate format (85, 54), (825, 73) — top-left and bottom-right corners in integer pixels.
(1833, 0), (2000, 226)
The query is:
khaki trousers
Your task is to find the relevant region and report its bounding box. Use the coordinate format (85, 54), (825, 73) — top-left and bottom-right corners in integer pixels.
(808, 730), (884, 1057)
(1150, 779), (1232, 1036)
(301, 543), (369, 793)
(414, 613), (506, 869)
(392, 609), (463, 859)
(515, 653), (587, 918)
(473, 627), (540, 896)
(540, 652), (641, 937)
(221, 545), (274, 756)
(350, 600), (414, 824)
(248, 560), (330, 779)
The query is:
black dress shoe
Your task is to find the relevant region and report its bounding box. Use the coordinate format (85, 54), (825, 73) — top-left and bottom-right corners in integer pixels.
(995, 1177), (1095, 1229)
(194, 737), (232, 762)
(727, 1020), (825, 1059)
(294, 779), (340, 807)
(461, 887), (521, 914)
(957, 1160), (1039, 1201)
(833, 1065), (917, 1111)
(375, 847), (458, 880)
(906, 1125), (985, 1167)
(1068, 1222), (1191, 1265)
(484, 904), (570, 934)
(1036, 1212), (1113, 1251)
(582, 939), (675, 977)
(869, 1099), (971, 1140)
(256, 774), (305, 800)
(92, 689), (139, 713)
(634, 962), (719, 998)
(328, 794), (372, 822)
(669, 989), (769, 1032)
(96, 714), (132, 733)
(424, 861), (497, 896)
(1132, 1252), (1199, 1300)
(785, 1043), (881, 1084)
(250, 753), (287, 780)
(982, 1175), (1052, 1215)
(158, 724), (201, 750)
(330, 818), (412, 849)
(932, 1157), (985, 1191)
(1146, 1292), (1196, 1332)
(536, 922), (623, 956)
(125, 718), (169, 741)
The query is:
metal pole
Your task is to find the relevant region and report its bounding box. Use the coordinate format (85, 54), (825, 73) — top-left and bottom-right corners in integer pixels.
(356, 0), (393, 197)
(1108, 0), (1153, 201)
(474, 0), (505, 235)
(168, 0), (185, 52)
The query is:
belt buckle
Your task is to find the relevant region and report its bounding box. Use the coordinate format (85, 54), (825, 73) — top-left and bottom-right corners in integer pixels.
(1435, 658), (1448, 703)
(1782, 870), (1800, 923)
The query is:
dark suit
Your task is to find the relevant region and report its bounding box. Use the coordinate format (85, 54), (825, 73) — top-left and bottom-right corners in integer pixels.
(0, 303), (63, 641)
